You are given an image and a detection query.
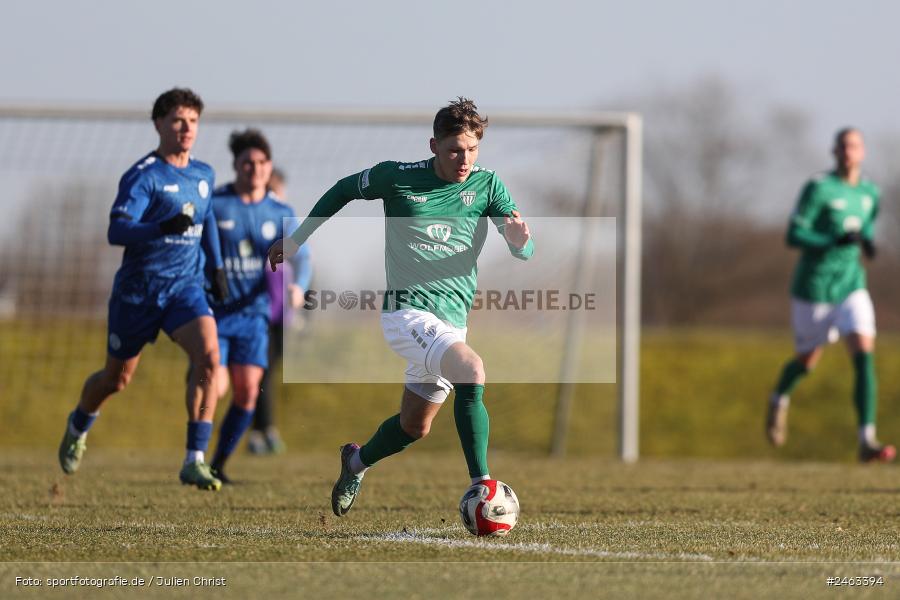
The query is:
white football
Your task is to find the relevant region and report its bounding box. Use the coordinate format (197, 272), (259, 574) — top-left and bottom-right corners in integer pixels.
(459, 479), (519, 537)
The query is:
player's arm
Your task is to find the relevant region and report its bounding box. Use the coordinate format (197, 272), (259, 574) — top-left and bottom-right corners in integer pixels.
(268, 163), (391, 271)
(487, 175), (534, 260)
(200, 207), (224, 270)
(201, 191), (229, 302)
(282, 206), (313, 307)
(290, 243), (312, 290)
(107, 170), (196, 245)
(785, 181), (835, 249)
(861, 188), (879, 259)
(285, 243), (312, 308)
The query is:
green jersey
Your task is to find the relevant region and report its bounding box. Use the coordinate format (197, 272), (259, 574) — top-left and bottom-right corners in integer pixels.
(290, 158), (534, 327)
(787, 171), (879, 303)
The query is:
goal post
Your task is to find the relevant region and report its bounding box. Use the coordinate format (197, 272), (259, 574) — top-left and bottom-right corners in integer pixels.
(0, 104), (641, 460)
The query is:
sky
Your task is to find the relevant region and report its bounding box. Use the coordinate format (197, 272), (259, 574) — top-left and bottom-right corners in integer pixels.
(2, 0), (899, 143)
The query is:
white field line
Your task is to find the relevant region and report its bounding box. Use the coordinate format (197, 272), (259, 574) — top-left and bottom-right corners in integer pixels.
(357, 528), (714, 562)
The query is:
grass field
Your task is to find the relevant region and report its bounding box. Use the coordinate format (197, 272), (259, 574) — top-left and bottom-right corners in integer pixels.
(1, 449), (899, 598)
(3, 324), (900, 597)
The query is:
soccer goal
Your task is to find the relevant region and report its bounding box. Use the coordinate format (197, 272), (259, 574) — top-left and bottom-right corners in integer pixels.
(0, 104), (641, 461)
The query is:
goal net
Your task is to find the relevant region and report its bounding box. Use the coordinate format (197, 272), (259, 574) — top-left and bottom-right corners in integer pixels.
(0, 105), (641, 460)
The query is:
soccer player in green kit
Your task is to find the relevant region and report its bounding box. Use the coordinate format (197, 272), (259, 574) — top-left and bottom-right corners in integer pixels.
(267, 98), (533, 515)
(766, 127), (895, 463)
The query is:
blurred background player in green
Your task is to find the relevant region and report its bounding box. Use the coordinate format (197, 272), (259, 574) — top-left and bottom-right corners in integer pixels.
(246, 168), (309, 455)
(766, 127), (895, 463)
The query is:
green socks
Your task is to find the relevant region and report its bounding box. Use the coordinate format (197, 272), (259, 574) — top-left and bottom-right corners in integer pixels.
(853, 352), (877, 427)
(775, 359), (809, 396)
(356, 384), (491, 478)
(454, 384), (489, 479)
(358, 414), (416, 467)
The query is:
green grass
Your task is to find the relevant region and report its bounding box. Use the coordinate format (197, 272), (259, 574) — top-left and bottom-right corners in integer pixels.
(3, 320), (900, 461)
(3, 322), (900, 596)
(1, 450), (899, 598)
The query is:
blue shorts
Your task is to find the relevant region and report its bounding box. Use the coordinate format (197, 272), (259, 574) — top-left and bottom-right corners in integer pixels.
(107, 285), (213, 359)
(217, 312), (269, 368)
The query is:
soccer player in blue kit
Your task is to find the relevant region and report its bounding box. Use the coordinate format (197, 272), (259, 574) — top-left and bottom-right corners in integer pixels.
(57, 88), (230, 491)
(205, 129), (311, 483)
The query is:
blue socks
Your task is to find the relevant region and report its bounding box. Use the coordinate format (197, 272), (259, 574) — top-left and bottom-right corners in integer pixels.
(187, 420), (213, 453)
(212, 406), (255, 467)
(69, 407), (98, 435)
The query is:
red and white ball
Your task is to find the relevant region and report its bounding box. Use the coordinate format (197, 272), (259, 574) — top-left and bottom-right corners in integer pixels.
(458, 479), (520, 537)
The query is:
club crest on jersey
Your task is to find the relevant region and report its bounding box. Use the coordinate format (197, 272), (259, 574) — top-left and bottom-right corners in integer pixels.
(181, 202), (196, 218)
(261, 220), (277, 241)
(426, 223), (452, 242)
(862, 195), (873, 212)
(843, 215), (862, 233)
(198, 180), (210, 199)
(460, 190), (476, 206)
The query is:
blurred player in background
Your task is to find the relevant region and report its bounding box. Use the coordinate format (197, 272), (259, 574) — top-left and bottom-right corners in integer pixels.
(267, 98), (533, 517)
(58, 88), (229, 490)
(205, 131), (311, 483)
(766, 127), (895, 463)
(246, 167), (310, 455)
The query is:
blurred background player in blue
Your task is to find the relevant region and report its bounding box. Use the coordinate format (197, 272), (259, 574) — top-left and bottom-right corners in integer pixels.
(57, 88), (229, 490)
(247, 168), (310, 455)
(206, 131), (310, 482)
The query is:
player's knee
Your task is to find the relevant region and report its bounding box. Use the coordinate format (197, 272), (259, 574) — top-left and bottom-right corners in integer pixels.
(798, 356), (818, 371)
(193, 350), (218, 383)
(400, 416), (431, 440)
(198, 347), (219, 371)
(231, 387), (258, 411)
(101, 367), (133, 393)
(111, 372), (131, 393)
(459, 353), (485, 385)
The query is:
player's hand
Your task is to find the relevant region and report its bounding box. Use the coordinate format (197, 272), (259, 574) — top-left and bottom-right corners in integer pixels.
(211, 268), (229, 302)
(160, 213), (194, 235)
(267, 237), (299, 272)
(862, 239), (876, 259)
(503, 210), (530, 250)
(287, 284), (305, 309)
(836, 231), (862, 246)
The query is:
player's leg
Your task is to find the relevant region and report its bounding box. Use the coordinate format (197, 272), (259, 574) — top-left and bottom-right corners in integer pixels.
(331, 309), (459, 517)
(838, 290), (894, 462)
(59, 297), (155, 475)
(332, 384), (445, 517)
(767, 298), (832, 447)
(209, 313), (268, 481)
(360, 385), (444, 466)
(59, 353), (141, 474)
(249, 322), (284, 454)
(210, 363), (264, 482)
(168, 295), (222, 490)
(171, 315), (221, 489)
(440, 342), (490, 483)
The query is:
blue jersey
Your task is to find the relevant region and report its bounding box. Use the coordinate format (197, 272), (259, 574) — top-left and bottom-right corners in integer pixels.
(211, 185), (308, 319)
(109, 152), (217, 307)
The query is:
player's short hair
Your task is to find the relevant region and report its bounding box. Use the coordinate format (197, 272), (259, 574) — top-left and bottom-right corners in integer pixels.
(229, 128), (272, 160)
(151, 88), (204, 121)
(834, 127), (860, 147)
(433, 97), (488, 141)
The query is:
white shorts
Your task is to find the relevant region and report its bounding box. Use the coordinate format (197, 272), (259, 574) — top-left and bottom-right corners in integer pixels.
(381, 308), (467, 400)
(791, 289), (876, 354)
